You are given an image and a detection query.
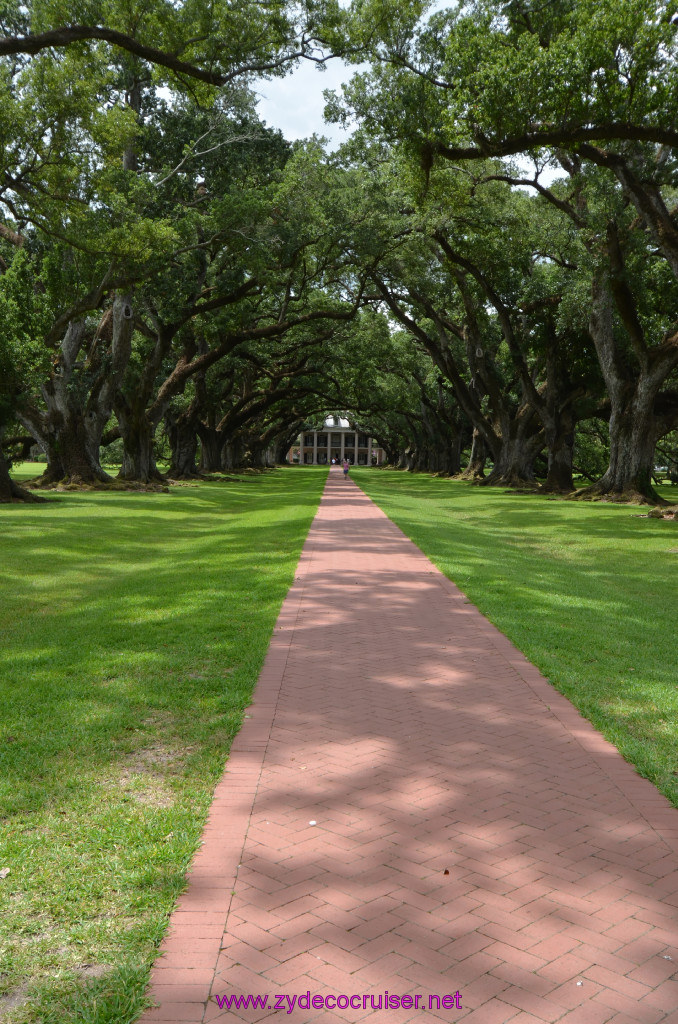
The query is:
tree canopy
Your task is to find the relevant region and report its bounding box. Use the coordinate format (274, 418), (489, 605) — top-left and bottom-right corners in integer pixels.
(2, 0), (678, 502)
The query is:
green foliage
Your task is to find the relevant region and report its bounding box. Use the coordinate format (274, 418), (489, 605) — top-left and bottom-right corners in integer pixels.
(573, 418), (611, 481)
(0, 248), (54, 429)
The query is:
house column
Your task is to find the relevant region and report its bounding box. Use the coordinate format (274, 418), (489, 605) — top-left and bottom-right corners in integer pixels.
(368, 437), (372, 465)
(340, 432), (345, 463)
(313, 433), (318, 465)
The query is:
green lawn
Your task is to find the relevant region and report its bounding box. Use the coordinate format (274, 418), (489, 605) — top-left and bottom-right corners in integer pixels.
(352, 469), (678, 809)
(0, 467), (327, 1024)
(3, 462), (677, 1020)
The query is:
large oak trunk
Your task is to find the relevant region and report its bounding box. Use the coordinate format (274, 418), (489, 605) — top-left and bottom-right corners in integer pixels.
(0, 447), (45, 503)
(166, 409), (200, 478)
(249, 443), (275, 468)
(169, 430), (199, 477)
(221, 439), (246, 471)
(198, 426), (222, 472)
(423, 440), (462, 475)
(16, 411), (65, 483)
(21, 296), (135, 487)
(481, 425), (543, 488)
(117, 411), (162, 483)
(38, 319), (112, 484)
(544, 410), (576, 493)
(38, 449), (66, 485)
(457, 429), (487, 479)
(42, 406), (111, 484)
(580, 396), (661, 503)
(582, 271), (672, 504)
(275, 440), (292, 465)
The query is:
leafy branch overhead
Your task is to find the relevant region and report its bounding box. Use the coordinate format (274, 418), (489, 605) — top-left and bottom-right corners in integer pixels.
(2, 0), (678, 504)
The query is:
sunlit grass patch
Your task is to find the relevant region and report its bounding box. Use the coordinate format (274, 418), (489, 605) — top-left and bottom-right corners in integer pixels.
(353, 469), (678, 808)
(0, 467), (327, 1023)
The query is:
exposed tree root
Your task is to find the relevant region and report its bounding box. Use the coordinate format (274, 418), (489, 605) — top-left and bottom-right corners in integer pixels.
(540, 482), (576, 495)
(477, 471), (539, 490)
(0, 453), (47, 503)
(572, 483), (666, 506)
(0, 478), (47, 503)
(32, 477), (169, 493)
(644, 505), (678, 520)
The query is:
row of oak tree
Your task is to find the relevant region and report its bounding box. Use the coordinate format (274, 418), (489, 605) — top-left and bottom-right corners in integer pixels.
(1, 0), (678, 503)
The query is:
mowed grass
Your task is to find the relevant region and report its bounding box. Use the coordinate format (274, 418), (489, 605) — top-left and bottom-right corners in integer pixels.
(0, 467), (327, 1024)
(352, 469), (678, 808)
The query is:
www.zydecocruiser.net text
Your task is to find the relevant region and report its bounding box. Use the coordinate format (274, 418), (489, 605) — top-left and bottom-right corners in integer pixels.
(213, 990), (463, 1013)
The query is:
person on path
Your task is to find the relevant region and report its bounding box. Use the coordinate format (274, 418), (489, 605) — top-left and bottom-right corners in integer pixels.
(342, 458), (350, 480)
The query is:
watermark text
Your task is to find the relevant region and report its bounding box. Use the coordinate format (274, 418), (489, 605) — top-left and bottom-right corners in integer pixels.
(213, 990), (463, 1013)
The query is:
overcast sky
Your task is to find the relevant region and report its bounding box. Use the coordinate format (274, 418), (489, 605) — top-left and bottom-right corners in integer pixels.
(255, 57), (359, 149)
(255, 0), (454, 147)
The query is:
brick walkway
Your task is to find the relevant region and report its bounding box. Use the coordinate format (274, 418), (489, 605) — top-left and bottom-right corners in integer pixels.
(141, 469), (678, 1024)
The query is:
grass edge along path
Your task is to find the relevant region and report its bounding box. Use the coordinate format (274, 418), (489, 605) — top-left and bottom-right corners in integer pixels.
(352, 468), (678, 812)
(0, 467), (327, 1024)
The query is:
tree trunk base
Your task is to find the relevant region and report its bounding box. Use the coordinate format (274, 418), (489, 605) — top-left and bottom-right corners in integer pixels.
(541, 481), (576, 495)
(453, 466), (486, 481)
(34, 477), (168, 493)
(31, 469), (115, 488)
(0, 451), (47, 503)
(117, 467), (166, 484)
(479, 469), (539, 489)
(36, 460), (66, 485)
(0, 479), (47, 503)
(573, 481), (665, 505)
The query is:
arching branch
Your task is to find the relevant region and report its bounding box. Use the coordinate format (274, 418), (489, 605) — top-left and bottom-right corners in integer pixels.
(0, 26), (330, 86)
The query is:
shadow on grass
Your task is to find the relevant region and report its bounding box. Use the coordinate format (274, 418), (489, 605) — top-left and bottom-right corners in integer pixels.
(0, 471), (328, 814)
(0, 468), (328, 1022)
(351, 469), (678, 807)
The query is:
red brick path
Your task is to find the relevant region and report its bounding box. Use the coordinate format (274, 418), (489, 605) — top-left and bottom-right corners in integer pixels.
(140, 469), (678, 1024)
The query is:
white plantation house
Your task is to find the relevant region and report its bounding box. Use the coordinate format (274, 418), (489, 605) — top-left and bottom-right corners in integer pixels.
(296, 415), (384, 465)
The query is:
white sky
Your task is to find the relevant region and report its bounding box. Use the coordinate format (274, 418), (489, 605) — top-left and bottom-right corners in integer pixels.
(256, 0), (451, 148)
(256, 56), (359, 149)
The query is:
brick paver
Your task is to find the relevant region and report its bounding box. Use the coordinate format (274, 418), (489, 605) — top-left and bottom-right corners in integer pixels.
(140, 469), (678, 1023)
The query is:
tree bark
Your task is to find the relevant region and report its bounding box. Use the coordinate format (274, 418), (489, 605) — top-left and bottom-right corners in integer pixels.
(275, 439), (292, 464)
(197, 425), (222, 472)
(457, 429), (487, 479)
(481, 412), (544, 488)
(16, 407), (65, 483)
(168, 424), (199, 477)
(543, 408), (576, 492)
(482, 443), (539, 486)
(38, 321), (111, 483)
(116, 406), (162, 482)
(581, 390), (663, 502)
(249, 442), (275, 468)
(166, 406), (200, 478)
(221, 438), (246, 471)
(23, 295), (135, 486)
(0, 444), (45, 503)
(580, 270), (677, 503)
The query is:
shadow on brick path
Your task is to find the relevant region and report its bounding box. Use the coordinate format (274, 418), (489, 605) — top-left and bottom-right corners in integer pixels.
(139, 468), (678, 1024)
